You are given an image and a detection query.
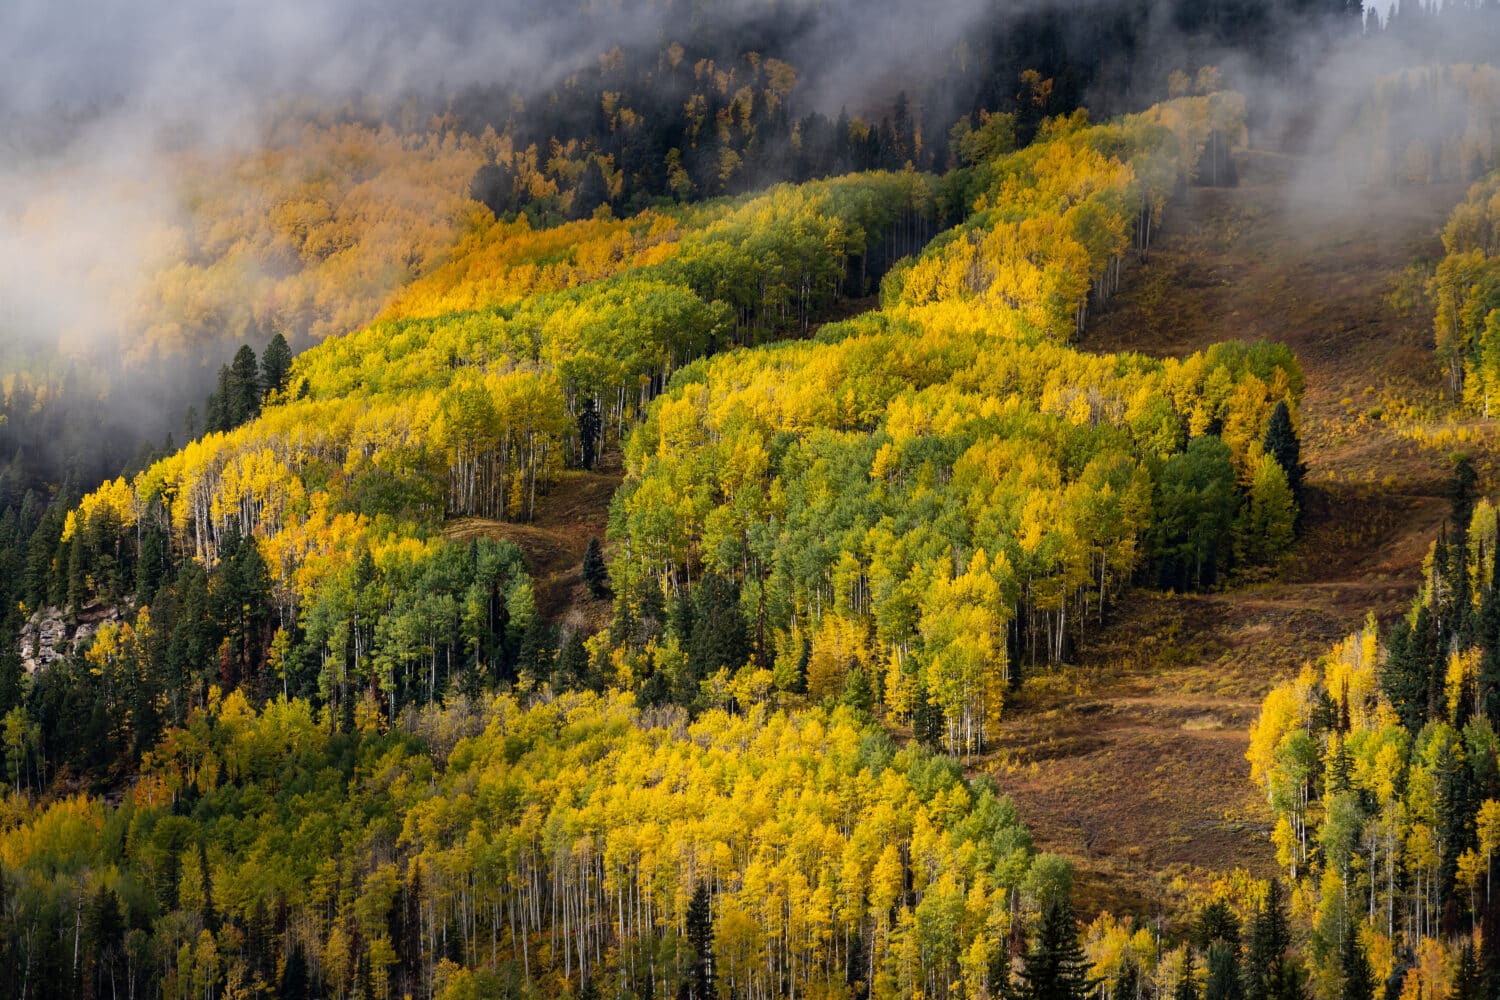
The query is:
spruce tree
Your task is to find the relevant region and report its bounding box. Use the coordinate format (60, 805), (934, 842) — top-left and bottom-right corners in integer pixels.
(1174, 951), (1200, 1000)
(578, 397), (601, 470)
(260, 332), (293, 401)
(913, 679), (945, 751)
(554, 630), (591, 691)
(1245, 880), (1299, 1000)
(688, 574), (749, 676)
(1451, 939), (1481, 1000)
(1262, 401), (1305, 520)
(1340, 923), (1374, 1000)
(227, 344), (262, 427)
(280, 943), (309, 1000)
(582, 537), (608, 599)
(1379, 612), (1428, 732)
(571, 157), (611, 220)
(685, 882), (716, 1000)
(205, 365), (232, 434)
(1016, 894), (1093, 1000)
(1479, 555), (1500, 725)
(1203, 941), (1242, 1000)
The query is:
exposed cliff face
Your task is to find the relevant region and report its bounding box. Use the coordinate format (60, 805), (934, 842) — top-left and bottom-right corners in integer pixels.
(18, 601), (127, 674)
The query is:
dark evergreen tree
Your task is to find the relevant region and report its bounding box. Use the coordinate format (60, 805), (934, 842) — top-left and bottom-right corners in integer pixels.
(1015, 894), (1093, 1000)
(571, 157), (611, 220)
(582, 537), (609, 599)
(227, 344), (262, 427)
(1245, 880), (1299, 1000)
(685, 882), (716, 1000)
(204, 365), (233, 434)
(1479, 554), (1500, 725)
(1204, 941), (1242, 1000)
(554, 629), (592, 691)
(1434, 730), (1475, 912)
(1263, 401), (1305, 521)
(199, 839), (220, 935)
(1451, 938), (1481, 1000)
(260, 332), (294, 401)
(578, 396), (601, 470)
(687, 574), (749, 677)
(1174, 951), (1200, 1000)
(1195, 900), (1242, 952)
(1451, 456), (1480, 645)
(280, 942), (310, 1000)
(470, 162), (518, 218)
(914, 679), (945, 751)
(1340, 922), (1374, 1000)
(668, 587), (695, 644)
(1379, 610), (1430, 733)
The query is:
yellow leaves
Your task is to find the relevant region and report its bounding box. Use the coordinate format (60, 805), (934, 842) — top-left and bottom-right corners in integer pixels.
(806, 613), (869, 701)
(1320, 619), (1380, 730)
(1246, 665), (1318, 792)
(64, 476), (138, 542)
(0, 794), (106, 871)
(1458, 847), (1486, 901)
(1272, 816), (1298, 877)
(1447, 647), (1483, 725)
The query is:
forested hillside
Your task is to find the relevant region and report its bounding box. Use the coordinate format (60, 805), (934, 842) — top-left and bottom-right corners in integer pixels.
(0, 91), (1315, 999)
(8, 0), (1500, 995)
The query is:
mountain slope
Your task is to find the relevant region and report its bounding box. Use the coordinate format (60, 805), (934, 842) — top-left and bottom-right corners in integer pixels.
(989, 146), (1471, 917)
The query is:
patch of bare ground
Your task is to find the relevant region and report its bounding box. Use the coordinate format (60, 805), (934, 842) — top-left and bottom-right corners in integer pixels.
(983, 149), (1500, 925)
(444, 455), (622, 632)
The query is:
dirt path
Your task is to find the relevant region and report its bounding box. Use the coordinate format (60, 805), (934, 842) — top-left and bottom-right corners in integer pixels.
(984, 149), (1481, 923)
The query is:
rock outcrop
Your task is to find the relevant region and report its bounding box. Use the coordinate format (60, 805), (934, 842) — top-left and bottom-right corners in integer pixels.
(18, 601), (128, 674)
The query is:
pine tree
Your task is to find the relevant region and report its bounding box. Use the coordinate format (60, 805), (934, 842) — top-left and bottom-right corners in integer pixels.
(1479, 555), (1500, 724)
(914, 680), (945, 751)
(1340, 922), (1374, 1000)
(1379, 612), (1428, 732)
(260, 332), (293, 401)
(1451, 938), (1481, 1000)
(554, 630), (591, 691)
(685, 882), (716, 1000)
(280, 943), (310, 1000)
(668, 588), (695, 644)
(571, 157), (611, 220)
(198, 839), (219, 935)
(1016, 894), (1093, 1000)
(688, 574), (749, 676)
(1174, 951), (1200, 1000)
(205, 365), (232, 434)
(470, 162), (517, 217)
(1203, 942), (1242, 1000)
(1262, 401), (1305, 520)
(582, 538), (608, 599)
(227, 345), (262, 427)
(578, 397), (601, 470)
(1245, 880), (1299, 1000)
